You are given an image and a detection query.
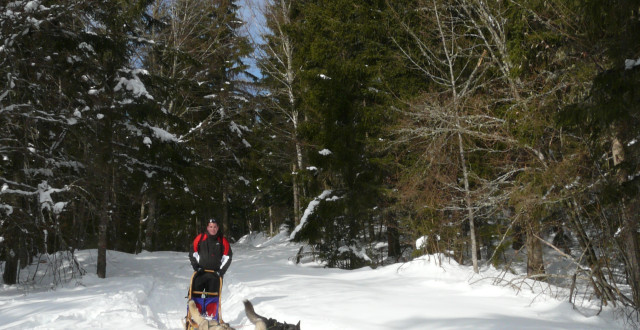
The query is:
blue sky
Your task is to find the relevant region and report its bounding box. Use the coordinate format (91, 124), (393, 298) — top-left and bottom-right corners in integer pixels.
(238, 0), (266, 79)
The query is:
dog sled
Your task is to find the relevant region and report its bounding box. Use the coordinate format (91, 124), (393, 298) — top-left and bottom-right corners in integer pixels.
(185, 270), (224, 330)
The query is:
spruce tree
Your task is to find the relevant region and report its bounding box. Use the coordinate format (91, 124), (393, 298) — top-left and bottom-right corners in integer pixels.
(558, 0), (640, 311)
(286, 0), (410, 268)
(142, 0), (254, 242)
(0, 0), (105, 284)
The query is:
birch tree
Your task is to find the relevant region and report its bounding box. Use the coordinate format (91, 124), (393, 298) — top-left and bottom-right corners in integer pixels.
(251, 0), (306, 226)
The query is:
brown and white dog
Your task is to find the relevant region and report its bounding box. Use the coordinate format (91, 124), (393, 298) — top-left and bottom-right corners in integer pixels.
(187, 300), (234, 330)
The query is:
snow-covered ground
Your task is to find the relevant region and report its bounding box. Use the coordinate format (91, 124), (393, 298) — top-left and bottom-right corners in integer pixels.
(0, 230), (627, 329)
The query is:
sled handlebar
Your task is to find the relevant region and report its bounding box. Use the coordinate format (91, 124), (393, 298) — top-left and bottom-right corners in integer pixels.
(193, 269), (221, 275)
(189, 271), (223, 297)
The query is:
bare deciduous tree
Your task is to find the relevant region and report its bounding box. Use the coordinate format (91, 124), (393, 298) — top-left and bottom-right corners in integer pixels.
(389, 0), (524, 273)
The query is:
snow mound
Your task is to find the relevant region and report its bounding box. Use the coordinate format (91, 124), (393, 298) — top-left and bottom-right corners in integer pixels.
(236, 227), (292, 248)
(236, 231), (269, 246)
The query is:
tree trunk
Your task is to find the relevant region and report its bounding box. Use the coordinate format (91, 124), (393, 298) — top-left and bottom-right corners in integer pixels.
(622, 198), (640, 308)
(368, 217), (375, 242)
(2, 251), (18, 284)
(386, 217), (401, 261)
(144, 193), (156, 251)
(457, 130), (479, 273)
(269, 206), (274, 236)
(222, 184), (229, 233)
(525, 217), (545, 276)
(613, 135), (640, 306)
(96, 114), (112, 279)
(136, 196), (146, 254)
(2, 228), (18, 285)
(292, 163), (301, 225)
(97, 187), (109, 279)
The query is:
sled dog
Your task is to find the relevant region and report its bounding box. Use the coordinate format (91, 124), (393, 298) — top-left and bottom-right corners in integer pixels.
(243, 299), (301, 330)
(187, 299), (235, 330)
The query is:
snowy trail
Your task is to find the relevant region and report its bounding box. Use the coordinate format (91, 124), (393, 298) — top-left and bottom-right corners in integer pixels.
(0, 250), (190, 329)
(0, 231), (626, 329)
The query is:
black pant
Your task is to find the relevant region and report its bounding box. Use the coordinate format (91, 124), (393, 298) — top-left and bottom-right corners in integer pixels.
(192, 272), (220, 294)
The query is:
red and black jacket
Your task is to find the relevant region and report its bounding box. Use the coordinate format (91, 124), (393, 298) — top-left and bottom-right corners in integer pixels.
(189, 233), (232, 275)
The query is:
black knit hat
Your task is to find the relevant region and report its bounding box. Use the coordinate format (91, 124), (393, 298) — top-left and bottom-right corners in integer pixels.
(205, 217), (223, 237)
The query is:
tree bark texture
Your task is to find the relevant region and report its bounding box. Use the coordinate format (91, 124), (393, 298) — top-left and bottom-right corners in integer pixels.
(144, 193), (156, 251)
(622, 198), (640, 308)
(525, 218), (545, 276)
(386, 218), (401, 260)
(136, 197), (145, 254)
(97, 187), (109, 279)
(222, 184), (229, 233)
(269, 206), (274, 236)
(96, 114), (113, 279)
(292, 163), (301, 225)
(457, 130), (479, 273)
(2, 231), (18, 285)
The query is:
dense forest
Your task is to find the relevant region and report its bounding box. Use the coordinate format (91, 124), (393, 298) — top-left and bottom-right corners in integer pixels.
(1, 0), (639, 316)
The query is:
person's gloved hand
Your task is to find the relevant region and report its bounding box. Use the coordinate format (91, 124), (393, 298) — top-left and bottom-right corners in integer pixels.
(197, 267), (205, 275)
(192, 264), (199, 272)
(217, 270), (225, 278)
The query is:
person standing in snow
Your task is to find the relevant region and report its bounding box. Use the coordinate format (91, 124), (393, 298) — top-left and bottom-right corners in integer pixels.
(189, 218), (232, 294)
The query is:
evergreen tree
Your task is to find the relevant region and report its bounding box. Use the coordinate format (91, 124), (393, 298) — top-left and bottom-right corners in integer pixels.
(142, 0), (254, 242)
(0, 0), (193, 281)
(286, 0), (408, 268)
(64, 0), (180, 278)
(558, 0), (640, 311)
(0, 0), (103, 284)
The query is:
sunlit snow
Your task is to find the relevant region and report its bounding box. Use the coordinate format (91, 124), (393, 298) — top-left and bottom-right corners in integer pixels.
(0, 231), (626, 329)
